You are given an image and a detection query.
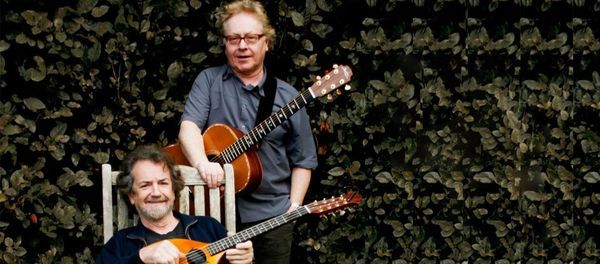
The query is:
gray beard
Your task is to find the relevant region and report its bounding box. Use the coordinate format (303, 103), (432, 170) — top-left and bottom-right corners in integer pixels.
(138, 202), (173, 221)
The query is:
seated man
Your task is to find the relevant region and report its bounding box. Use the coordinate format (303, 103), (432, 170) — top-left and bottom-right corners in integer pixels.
(96, 145), (253, 264)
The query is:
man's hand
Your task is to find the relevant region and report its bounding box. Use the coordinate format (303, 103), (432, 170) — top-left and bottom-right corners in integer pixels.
(225, 232), (254, 264)
(195, 160), (224, 189)
(139, 240), (185, 264)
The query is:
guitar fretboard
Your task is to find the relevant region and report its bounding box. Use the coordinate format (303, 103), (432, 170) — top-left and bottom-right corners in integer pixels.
(212, 89), (314, 164)
(205, 206), (309, 254)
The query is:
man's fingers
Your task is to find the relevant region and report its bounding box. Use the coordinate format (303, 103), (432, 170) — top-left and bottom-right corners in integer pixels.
(140, 240), (183, 264)
(197, 162), (224, 188)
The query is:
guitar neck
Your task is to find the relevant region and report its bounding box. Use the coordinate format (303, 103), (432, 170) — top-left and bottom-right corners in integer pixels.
(205, 206), (309, 255)
(217, 89), (314, 163)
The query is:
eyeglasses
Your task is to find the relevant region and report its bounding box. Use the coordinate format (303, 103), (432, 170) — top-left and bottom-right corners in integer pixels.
(224, 34), (265, 45)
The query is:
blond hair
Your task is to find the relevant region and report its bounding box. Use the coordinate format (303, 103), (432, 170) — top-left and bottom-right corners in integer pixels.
(215, 0), (276, 50)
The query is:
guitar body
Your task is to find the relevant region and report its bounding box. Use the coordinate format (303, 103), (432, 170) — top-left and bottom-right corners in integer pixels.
(164, 124), (263, 194)
(169, 238), (226, 264)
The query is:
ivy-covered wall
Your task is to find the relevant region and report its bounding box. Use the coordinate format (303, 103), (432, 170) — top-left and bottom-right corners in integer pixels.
(1, 0), (599, 263)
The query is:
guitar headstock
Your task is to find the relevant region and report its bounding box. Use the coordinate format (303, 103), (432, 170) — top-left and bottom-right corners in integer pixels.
(308, 64), (353, 99)
(306, 191), (362, 216)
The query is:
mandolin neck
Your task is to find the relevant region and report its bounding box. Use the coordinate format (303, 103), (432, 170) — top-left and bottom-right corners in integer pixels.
(204, 206), (309, 255)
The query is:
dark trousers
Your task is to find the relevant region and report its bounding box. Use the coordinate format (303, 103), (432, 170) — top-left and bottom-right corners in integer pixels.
(238, 220), (295, 264)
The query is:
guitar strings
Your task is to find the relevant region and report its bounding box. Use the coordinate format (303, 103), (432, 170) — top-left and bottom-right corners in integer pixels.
(181, 208), (308, 263)
(178, 192), (354, 263)
(209, 89), (312, 166)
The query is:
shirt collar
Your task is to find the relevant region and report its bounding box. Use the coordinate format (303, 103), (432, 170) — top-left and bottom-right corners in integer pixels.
(223, 65), (268, 96)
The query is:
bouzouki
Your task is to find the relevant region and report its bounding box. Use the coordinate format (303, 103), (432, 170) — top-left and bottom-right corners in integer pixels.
(165, 64), (353, 193)
(166, 191), (361, 264)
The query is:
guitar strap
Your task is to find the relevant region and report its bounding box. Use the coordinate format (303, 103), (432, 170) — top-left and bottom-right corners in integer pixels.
(254, 74), (277, 127)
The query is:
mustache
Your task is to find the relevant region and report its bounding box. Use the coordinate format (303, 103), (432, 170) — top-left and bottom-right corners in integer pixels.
(145, 196), (169, 203)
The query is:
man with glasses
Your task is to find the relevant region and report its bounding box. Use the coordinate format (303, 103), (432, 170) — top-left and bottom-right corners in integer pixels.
(177, 0), (317, 263)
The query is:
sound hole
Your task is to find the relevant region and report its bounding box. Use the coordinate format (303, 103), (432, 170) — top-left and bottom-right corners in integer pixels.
(208, 154), (224, 164)
(186, 249), (207, 264)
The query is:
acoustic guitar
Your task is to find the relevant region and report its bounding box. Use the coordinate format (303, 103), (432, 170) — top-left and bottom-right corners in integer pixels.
(165, 191), (361, 264)
(165, 64), (353, 193)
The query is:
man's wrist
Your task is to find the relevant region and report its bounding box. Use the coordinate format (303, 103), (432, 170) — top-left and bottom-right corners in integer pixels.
(290, 202), (300, 209)
(194, 161), (208, 169)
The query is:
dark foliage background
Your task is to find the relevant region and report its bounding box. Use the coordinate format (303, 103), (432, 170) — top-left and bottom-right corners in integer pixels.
(1, 0), (599, 263)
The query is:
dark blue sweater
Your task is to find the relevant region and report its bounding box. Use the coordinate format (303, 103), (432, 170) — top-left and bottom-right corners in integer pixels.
(95, 211), (227, 264)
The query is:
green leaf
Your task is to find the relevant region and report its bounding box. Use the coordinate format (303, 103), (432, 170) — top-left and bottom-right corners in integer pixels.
(72, 47), (84, 58)
(473, 171), (495, 183)
(24, 97), (46, 111)
(0, 55), (5, 75)
(310, 23), (333, 39)
(316, 0), (332, 11)
(290, 11), (304, 26)
(88, 42), (101, 62)
(140, 20), (151, 33)
(577, 80), (595, 91)
(369, 80), (388, 91)
(77, 0), (98, 14)
(50, 123), (67, 138)
(328, 167), (345, 176)
(583, 171), (600, 183)
(375, 171), (392, 184)
(339, 38), (356, 50)
(167, 61), (183, 80)
(94, 22), (112, 36)
(191, 52), (207, 64)
(190, 0), (202, 9)
(0, 40), (10, 52)
(1, 124), (21, 136)
(523, 80), (546, 91)
(153, 89), (168, 100)
(523, 191), (548, 201)
(423, 171), (440, 183)
(27, 68), (46, 82)
(91, 5), (109, 17)
(21, 10), (39, 26)
(55, 31), (67, 42)
(143, 6), (154, 15)
(302, 39), (313, 51)
(593, 71), (600, 88)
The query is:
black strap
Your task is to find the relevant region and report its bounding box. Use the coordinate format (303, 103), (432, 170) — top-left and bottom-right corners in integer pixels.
(254, 74), (277, 127)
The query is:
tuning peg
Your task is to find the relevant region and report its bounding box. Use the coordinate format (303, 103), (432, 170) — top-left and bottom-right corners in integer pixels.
(336, 89), (342, 95)
(316, 76), (321, 80)
(333, 64), (338, 69)
(344, 84), (351, 91)
(339, 210), (346, 216)
(327, 94), (333, 101)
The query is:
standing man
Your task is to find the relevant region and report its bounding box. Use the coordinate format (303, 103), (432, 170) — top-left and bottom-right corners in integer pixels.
(177, 0), (318, 263)
(96, 145), (253, 264)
